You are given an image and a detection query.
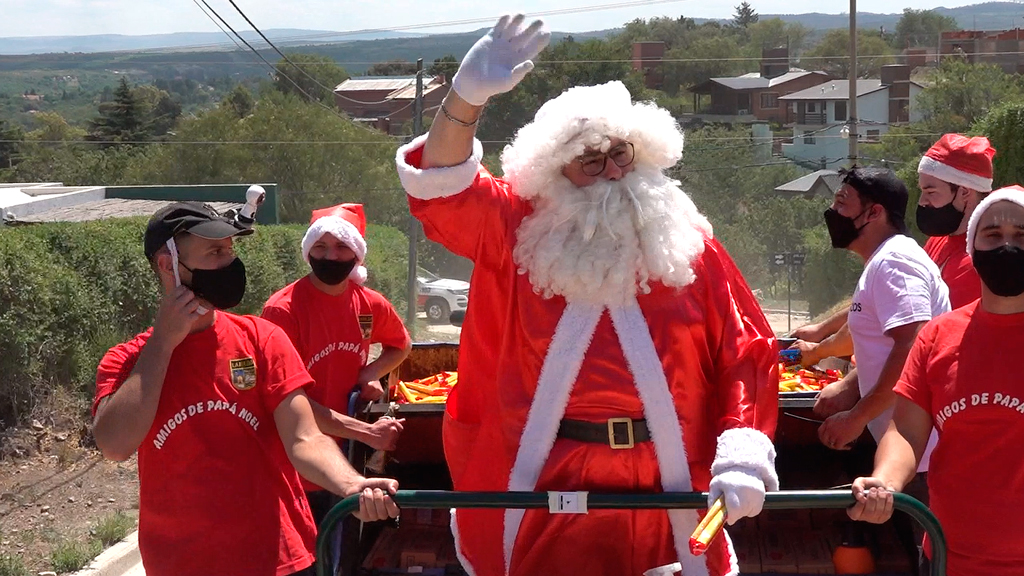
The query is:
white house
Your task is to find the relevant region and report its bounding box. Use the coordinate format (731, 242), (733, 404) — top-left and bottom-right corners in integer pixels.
(780, 65), (924, 170)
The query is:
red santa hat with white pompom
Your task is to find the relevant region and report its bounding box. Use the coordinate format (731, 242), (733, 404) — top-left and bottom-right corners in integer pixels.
(301, 203), (368, 284)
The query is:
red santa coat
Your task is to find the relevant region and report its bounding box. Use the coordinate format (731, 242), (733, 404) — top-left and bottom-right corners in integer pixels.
(397, 137), (779, 576)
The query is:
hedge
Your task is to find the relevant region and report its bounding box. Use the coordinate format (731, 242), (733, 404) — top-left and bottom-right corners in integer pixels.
(0, 217), (407, 429)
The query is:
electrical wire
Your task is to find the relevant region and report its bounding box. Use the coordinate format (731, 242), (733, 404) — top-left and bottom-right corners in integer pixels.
(194, 0), (358, 124)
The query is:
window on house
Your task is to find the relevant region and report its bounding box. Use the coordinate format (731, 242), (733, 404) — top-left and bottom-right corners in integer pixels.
(834, 101), (847, 122)
(807, 102), (818, 113)
(760, 92), (779, 109)
(803, 130), (816, 145)
(866, 129), (881, 142)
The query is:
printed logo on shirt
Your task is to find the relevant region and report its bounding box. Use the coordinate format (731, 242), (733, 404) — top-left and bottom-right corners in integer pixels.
(850, 302), (863, 313)
(229, 357), (257, 391)
(934, 391), (1024, 430)
(358, 314), (374, 340)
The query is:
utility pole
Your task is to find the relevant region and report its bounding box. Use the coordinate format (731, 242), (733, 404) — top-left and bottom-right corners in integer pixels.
(405, 58), (424, 337)
(848, 0), (858, 167)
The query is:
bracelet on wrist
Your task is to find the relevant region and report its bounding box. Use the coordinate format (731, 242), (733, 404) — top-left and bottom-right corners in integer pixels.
(441, 102), (479, 127)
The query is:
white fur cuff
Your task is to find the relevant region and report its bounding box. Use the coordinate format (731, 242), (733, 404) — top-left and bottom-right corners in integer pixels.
(396, 134), (484, 200)
(711, 428), (779, 492)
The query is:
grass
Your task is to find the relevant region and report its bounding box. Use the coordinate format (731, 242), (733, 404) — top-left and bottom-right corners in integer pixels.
(0, 554), (29, 576)
(49, 539), (101, 574)
(93, 511), (134, 547)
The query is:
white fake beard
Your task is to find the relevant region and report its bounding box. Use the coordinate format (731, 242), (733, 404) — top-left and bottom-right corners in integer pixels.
(512, 166), (710, 306)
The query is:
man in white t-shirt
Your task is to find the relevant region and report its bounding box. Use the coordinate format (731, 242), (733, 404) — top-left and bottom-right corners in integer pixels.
(820, 167), (949, 457)
(819, 165), (946, 453)
(821, 167), (949, 572)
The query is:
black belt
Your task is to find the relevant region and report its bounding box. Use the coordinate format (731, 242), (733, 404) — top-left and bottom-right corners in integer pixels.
(557, 418), (651, 449)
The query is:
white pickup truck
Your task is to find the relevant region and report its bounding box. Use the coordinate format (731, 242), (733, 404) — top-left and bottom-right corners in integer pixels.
(417, 268), (469, 324)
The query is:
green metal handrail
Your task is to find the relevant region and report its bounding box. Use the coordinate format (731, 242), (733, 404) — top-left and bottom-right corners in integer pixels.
(316, 490), (946, 576)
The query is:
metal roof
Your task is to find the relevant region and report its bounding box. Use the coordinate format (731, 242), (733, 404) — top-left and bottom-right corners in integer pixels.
(13, 199), (241, 224)
(694, 70), (826, 92)
(779, 79), (924, 101)
(334, 77), (417, 92)
(387, 82), (446, 100)
(774, 169), (843, 195)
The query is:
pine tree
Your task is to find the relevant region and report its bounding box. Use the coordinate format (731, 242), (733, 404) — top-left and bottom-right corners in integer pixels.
(733, 2), (759, 28)
(87, 77), (148, 147)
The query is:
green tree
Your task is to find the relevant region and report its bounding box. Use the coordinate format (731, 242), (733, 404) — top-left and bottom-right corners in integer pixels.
(0, 119), (24, 170)
(132, 84), (181, 138)
(804, 29), (895, 78)
(427, 55), (459, 82)
(746, 18), (811, 54)
(86, 77), (148, 148)
(732, 2), (759, 28)
(126, 91), (405, 226)
(893, 9), (958, 49)
(663, 35), (750, 95)
(973, 102), (1024, 189)
(365, 60), (418, 76)
(222, 84), (256, 119)
(916, 59), (1023, 135)
(25, 111), (86, 142)
(274, 53), (350, 103)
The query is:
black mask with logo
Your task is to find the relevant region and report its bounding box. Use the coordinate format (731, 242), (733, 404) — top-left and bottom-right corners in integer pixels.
(181, 257), (247, 309)
(916, 200), (966, 237)
(973, 246), (1024, 297)
(824, 207), (868, 249)
(310, 257), (357, 286)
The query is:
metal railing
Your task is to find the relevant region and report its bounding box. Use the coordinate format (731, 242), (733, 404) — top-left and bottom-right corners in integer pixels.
(316, 490), (946, 576)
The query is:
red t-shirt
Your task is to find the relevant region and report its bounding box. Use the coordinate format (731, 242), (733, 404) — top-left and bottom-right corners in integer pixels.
(923, 234), (981, 310)
(93, 313), (317, 576)
(895, 302), (1024, 575)
(262, 277), (410, 491)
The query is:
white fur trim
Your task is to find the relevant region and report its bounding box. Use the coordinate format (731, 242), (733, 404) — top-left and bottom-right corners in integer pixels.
(967, 186), (1024, 256)
(302, 215), (366, 263)
(450, 509), (479, 576)
(711, 428), (779, 492)
(352, 265), (368, 285)
(918, 155), (993, 193)
(723, 530), (740, 576)
(501, 81), (686, 201)
(396, 134), (485, 200)
(610, 302), (709, 576)
(503, 302), (603, 574)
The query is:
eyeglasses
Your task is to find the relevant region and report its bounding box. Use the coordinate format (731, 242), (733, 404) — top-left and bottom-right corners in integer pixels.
(577, 142), (635, 177)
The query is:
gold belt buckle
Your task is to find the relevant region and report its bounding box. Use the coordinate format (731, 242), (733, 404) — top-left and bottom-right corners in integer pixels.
(607, 418), (635, 449)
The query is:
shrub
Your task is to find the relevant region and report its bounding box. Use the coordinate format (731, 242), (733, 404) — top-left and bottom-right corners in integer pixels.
(0, 217), (407, 429)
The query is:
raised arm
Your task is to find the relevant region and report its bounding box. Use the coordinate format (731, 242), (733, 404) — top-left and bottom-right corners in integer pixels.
(421, 14), (549, 169)
(93, 286), (204, 461)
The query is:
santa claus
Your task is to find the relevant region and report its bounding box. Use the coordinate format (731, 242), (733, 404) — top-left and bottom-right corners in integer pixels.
(395, 15), (779, 576)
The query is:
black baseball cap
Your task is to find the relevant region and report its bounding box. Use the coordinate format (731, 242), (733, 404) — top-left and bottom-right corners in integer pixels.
(839, 167), (910, 234)
(144, 202), (253, 259)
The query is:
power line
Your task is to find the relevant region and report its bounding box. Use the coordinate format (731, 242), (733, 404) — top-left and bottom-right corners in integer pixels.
(0, 131), (950, 146)
(7, 0), (693, 58)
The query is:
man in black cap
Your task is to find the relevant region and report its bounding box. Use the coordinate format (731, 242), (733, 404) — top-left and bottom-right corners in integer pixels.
(91, 202), (399, 576)
(816, 167), (949, 453)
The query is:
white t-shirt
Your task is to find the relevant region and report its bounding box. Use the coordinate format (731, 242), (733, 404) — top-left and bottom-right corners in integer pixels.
(848, 234), (950, 471)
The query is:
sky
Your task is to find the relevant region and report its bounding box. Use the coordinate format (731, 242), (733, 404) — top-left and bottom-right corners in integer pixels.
(0, 0), (988, 38)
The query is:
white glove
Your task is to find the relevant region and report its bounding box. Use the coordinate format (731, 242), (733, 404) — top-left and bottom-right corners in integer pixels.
(708, 467), (767, 525)
(451, 14), (551, 106)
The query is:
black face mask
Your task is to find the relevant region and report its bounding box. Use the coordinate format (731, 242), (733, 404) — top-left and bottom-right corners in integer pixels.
(973, 246), (1024, 297)
(916, 201), (965, 237)
(310, 257), (357, 286)
(824, 207), (867, 249)
(181, 257), (247, 310)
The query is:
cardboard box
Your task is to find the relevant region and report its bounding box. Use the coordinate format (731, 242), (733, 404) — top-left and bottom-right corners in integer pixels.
(728, 526), (762, 574)
(363, 526), (401, 570)
(758, 527), (800, 573)
(790, 534), (835, 574)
